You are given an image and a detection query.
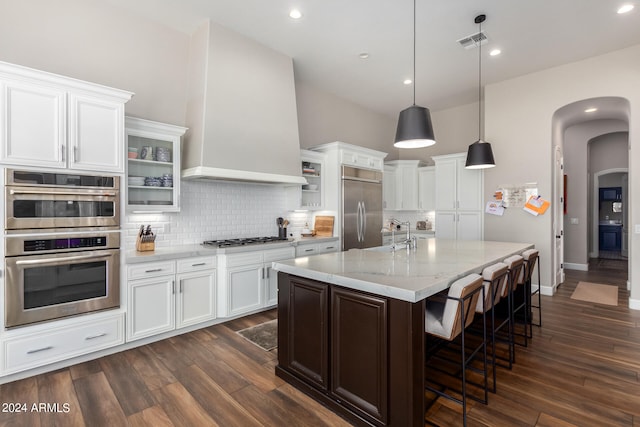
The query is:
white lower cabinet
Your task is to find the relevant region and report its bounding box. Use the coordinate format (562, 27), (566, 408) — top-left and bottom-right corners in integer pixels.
(218, 246), (295, 317)
(126, 256), (216, 342)
(2, 312), (124, 375)
(295, 239), (340, 257)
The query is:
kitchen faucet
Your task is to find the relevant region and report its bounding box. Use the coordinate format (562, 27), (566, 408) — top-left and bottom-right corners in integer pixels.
(390, 219), (417, 251)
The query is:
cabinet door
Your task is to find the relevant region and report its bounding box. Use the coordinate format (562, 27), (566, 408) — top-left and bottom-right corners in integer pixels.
(127, 276), (175, 341)
(435, 159), (457, 211)
(418, 167), (435, 211)
(435, 212), (456, 239)
(456, 158), (482, 211)
(69, 93), (124, 172)
(176, 270), (216, 328)
(382, 168), (397, 210)
(0, 81), (66, 168)
(457, 211), (483, 241)
(287, 276), (329, 390)
(265, 263), (281, 307)
(227, 264), (264, 316)
(331, 288), (388, 424)
(397, 166), (419, 210)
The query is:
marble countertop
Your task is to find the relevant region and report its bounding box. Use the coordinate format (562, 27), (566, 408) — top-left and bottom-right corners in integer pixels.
(272, 238), (533, 303)
(125, 236), (338, 264)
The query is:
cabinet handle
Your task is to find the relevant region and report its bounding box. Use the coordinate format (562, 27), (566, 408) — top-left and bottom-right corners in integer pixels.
(325, 246), (335, 250)
(61, 145), (66, 162)
(172, 280), (175, 294)
(145, 268), (163, 273)
(27, 346), (53, 354)
(191, 262), (206, 267)
(266, 267), (270, 279)
(305, 248), (314, 252)
(73, 146), (78, 162)
(179, 279), (183, 293)
(261, 267), (265, 279)
(85, 332), (107, 341)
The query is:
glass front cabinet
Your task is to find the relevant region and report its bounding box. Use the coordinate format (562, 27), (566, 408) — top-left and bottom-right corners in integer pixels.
(125, 117), (187, 212)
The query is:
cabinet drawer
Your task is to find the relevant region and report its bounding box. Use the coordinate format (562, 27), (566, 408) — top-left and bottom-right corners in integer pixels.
(317, 241), (339, 253)
(128, 260), (176, 280)
(3, 313), (124, 374)
(263, 246), (295, 262)
(177, 256), (216, 273)
(296, 244), (318, 257)
(224, 252), (264, 268)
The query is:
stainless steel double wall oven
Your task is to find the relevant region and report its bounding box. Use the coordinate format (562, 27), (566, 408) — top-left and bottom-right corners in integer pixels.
(4, 169), (121, 328)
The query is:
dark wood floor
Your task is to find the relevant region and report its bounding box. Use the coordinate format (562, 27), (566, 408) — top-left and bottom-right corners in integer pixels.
(0, 258), (637, 426)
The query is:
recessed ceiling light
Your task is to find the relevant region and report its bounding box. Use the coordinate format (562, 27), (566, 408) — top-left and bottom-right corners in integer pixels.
(585, 107), (598, 113)
(489, 49), (501, 56)
(359, 53), (370, 59)
(618, 4), (634, 14)
(289, 9), (303, 19)
(403, 79), (412, 85)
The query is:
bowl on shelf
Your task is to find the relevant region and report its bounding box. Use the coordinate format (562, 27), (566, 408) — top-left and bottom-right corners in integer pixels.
(302, 184), (318, 191)
(128, 176), (145, 186)
(155, 147), (171, 162)
(144, 177), (162, 187)
(128, 151), (138, 159)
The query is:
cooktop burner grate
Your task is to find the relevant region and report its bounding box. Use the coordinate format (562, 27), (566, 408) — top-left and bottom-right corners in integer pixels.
(203, 236), (288, 248)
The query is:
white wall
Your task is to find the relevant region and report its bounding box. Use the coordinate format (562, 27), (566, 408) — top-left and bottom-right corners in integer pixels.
(485, 44), (640, 307)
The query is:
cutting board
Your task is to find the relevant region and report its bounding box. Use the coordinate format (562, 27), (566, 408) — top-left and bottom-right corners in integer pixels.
(314, 216), (334, 237)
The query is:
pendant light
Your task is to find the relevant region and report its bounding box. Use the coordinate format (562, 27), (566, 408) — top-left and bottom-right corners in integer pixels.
(465, 14), (495, 169)
(394, 0), (436, 148)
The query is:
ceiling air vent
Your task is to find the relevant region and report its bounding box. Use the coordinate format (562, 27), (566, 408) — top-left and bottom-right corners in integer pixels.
(457, 31), (488, 49)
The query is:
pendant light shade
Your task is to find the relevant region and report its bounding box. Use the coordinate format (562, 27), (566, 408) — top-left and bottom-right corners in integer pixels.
(465, 140), (495, 169)
(394, 105), (436, 148)
(465, 14), (495, 169)
(394, 0), (436, 149)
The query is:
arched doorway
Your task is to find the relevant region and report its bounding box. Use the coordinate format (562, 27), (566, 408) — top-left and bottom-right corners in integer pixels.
(551, 97), (630, 285)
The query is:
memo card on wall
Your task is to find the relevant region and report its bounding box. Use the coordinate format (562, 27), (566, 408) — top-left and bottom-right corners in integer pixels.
(523, 195), (550, 216)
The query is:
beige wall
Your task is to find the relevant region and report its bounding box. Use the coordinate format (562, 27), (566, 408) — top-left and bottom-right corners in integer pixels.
(295, 81), (397, 158)
(485, 44), (640, 306)
(398, 102), (478, 164)
(0, 0), (190, 125)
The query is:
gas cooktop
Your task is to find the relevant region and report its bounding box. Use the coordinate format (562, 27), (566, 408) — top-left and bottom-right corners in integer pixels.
(203, 236), (288, 248)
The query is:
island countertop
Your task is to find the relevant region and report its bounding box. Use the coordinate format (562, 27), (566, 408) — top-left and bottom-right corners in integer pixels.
(272, 238), (533, 303)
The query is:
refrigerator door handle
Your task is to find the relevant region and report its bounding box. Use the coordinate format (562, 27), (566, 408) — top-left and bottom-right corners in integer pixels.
(361, 201), (367, 242)
(357, 201), (363, 242)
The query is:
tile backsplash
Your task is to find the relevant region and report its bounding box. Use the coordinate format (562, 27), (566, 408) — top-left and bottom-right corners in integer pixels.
(124, 180), (311, 249)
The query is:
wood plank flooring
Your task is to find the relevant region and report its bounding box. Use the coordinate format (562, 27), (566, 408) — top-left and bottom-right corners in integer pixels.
(0, 258), (638, 426)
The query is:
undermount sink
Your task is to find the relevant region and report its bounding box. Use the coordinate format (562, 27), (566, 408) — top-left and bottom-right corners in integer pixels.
(599, 220), (622, 226)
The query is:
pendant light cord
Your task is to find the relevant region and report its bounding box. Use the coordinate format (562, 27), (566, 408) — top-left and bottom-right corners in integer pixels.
(412, 0), (416, 106)
(478, 17), (482, 141)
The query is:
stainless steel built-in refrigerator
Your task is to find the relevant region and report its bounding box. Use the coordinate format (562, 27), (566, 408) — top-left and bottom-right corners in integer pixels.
(342, 166), (383, 250)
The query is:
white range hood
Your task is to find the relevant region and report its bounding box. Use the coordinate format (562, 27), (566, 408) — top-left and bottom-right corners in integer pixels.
(181, 20), (306, 185)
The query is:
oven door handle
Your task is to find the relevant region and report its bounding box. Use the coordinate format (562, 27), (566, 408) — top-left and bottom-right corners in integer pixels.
(15, 253), (111, 266)
(9, 189), (117, 197)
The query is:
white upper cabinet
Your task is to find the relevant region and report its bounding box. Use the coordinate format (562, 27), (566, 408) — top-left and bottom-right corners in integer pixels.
(126, 117), (187, 212)
(384, 160), (425, 211)
(0, 61), (132, 172)
(418, 166), (435, 211)
(433, 153), (483, 240)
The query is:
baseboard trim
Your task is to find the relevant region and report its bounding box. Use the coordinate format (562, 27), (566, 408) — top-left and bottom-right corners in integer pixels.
(564, 263), (588, 271)
(629, 298), (640, 311)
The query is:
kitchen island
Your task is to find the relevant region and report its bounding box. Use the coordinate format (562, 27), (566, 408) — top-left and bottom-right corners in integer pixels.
(272, 238), (533, 427)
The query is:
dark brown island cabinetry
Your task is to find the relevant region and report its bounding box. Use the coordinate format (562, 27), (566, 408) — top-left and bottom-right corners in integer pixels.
(276, 272), (426, 427)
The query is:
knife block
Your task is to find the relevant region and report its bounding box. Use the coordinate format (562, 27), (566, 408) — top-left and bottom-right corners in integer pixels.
(136, 235), (155, 252)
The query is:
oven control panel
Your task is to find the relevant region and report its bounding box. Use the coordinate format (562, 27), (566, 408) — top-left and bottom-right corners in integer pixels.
(24, 236), (108, 252)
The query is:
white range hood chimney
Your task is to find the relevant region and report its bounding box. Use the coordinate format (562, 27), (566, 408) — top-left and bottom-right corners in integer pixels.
(182, 20), (306, 185)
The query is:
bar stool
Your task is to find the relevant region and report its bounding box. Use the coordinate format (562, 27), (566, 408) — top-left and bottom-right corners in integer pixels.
(522, 249), (542, 335)
(425, 273), (486, 426)
(503, 255), (526, 353)
(475, 262), (509, 392)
